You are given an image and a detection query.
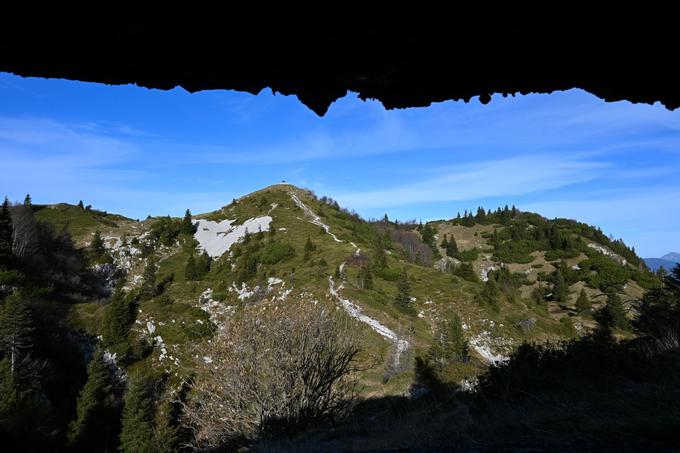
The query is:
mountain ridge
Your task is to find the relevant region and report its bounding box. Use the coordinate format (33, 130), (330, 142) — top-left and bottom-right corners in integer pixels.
(4, 182), (673, 450)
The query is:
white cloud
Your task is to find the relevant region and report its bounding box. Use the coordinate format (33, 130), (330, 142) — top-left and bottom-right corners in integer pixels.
(333, 154), (608, 209)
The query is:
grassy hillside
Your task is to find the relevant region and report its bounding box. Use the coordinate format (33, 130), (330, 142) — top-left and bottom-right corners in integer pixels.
(37, 185), (658, 393)
(2, 185), (673, 450)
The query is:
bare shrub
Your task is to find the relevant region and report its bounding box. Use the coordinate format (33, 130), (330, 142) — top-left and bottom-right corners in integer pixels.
(389, 229), (433, 266)
(183, 299), (362, 448)
(10, 205), (39, 258)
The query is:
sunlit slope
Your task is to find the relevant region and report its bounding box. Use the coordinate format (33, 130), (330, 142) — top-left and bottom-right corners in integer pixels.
(37, 184), (657, 395)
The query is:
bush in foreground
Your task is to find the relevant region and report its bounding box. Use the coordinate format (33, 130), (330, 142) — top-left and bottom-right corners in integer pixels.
(183, 299), (362, 449)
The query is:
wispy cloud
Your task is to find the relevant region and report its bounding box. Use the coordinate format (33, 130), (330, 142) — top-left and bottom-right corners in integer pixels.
(332, 154), (608, 209)
(2, 78), (679, 256)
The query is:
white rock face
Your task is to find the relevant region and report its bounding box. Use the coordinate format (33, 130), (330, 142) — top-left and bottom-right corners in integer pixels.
(193, 216), (273, 258)
(480, 264), (497, 282)
(587, 242), (628, 265)
(469, 331), (509, 365)
(328, 276), (409, 366)
(289, 191), (343, 243)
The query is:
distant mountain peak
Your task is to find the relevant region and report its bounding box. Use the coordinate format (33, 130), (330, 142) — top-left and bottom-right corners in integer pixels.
(660, 252), (680, 263)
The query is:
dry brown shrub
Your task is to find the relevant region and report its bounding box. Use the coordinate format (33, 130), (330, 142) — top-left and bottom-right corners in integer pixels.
(183, 299), (362, 448)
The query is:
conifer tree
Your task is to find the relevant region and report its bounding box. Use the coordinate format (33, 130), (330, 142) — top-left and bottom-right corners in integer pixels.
(453, 262), (478, 282)
(666, 263), (680, 299)
(0, 197), (14, 268)
(185, 254), (197, 281)
(78, 200), (84, 209)
(444, 235), (459, 257)
(139, 258), (159, 300)
(195, 252), (211, 279)
(68, 348), (114, 451)
(421, 224), (435, 248)
(152, 400), (180, 453)
(551, 268), (568, 302)
(482, 277), (500, 306)
(303, 236), (316, 262)
(549, 224), (563, 250)
(373, 246), (387, 271)
(445, 313), (468, 361)
(428, 314), (469, 369)
(102, 292), (134, 347)
(119, 378), (155, 453)
(0, 357), (17, 423)
(394, 269), (412, 312)
(532, 282), (546, 305)
(180, 209), (194, 235)
(90, 230), (105, 257)
(0, 293), (34, 378)
(23, 194), (31, 208)
(358, 265), (373, 290)
(364, 266), (373, 290)
(575, 288), (591, 312)
(606, 292), (630, 330)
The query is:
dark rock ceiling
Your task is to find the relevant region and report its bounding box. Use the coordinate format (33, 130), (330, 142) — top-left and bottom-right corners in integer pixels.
(1, 6), (678, 115)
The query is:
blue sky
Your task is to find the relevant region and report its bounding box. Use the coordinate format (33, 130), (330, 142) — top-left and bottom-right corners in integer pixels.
(1, 72), (679, 257)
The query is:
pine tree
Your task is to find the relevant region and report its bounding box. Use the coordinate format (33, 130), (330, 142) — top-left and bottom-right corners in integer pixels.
(0, 293), (34, 378)
(549, 224), (563, 250)
(358, 265), (373, 290)
(444, 235), (459, 257)
(152, 400), (180, 453)
(481, 277), (500, 307)
(185, 254), (197, 280)
(23, 194), (31, 208)
(68, 348), (114, 451)
(552, 268), (568, 302)
(666, 263), (680, 299)
(394, 269), (412, 312)
(421, 224), (435, 248)
(180, 209), (194, 235)
(476, 206), (486, 222)
(139, 258), (159, 300)
(0, 357), (17, 423)
(532, 283), (546, 305)
(90, 230), (105, 257)
(575, 288), (591, 312)
(119, 378), (155, 453)
(606, 292), (630, 330)
(373, 246), (387, 271)
(428, 314), (469, 369)
(364, 266), (373, 290)
(445, 313), (468, 361)
(0, 197), (14, 268)
(78, 200), (84, 209)
(303, 236), (316, 262)
(426, 322), (447, 369)
(186, 252), (211, 281)
(102, 292), (134, 347)
(452, 262), (477, 282)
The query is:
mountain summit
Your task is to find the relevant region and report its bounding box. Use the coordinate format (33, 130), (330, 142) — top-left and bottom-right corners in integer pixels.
(644, 251), (680, 271)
